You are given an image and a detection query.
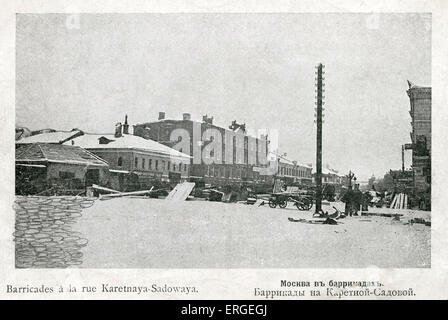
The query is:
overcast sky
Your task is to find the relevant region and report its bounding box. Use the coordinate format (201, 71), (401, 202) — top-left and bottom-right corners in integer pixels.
(16, 13), (431, 180)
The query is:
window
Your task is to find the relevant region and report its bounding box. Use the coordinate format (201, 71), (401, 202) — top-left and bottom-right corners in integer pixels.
(162, 161), (165, 171)
(184, 164), (187, 171)
(142, 158), (146, 169)
(117, 157), (123, 166)
(179, 163), (182, 172)
(149, 159), (152, 169)
(168, 162), (171, 170)
(155, 160), (159, 170)
(135, 157), (138, 168)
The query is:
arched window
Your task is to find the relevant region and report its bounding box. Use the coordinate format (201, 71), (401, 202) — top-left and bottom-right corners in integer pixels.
(117, 157), (123, 166)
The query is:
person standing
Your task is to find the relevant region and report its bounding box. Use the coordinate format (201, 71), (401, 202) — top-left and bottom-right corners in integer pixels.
(352, 184), (363, 216)
(341, 185), (354, 216)
(361, 191), (372, 212)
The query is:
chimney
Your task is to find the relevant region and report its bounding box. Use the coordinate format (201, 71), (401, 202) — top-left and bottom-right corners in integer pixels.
(158, 112), (165, 120)
(123, 114), (129, 134)
(183, 113), (191, 121)
(115, 122), (122, 138)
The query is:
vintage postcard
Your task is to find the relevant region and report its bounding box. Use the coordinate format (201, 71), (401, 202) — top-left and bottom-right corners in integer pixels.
(1, 0), (447, 300)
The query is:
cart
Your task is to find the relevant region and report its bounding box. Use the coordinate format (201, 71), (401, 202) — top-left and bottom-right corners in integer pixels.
(268, 192), (313, 211)
(268, 193), (289, 208)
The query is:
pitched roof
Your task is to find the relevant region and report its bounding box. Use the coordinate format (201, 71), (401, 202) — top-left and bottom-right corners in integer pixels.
(16, 131), (191, 160)
(268, 152), (313, 168)
(68, 133), (191, 160)
(16, 143), (108, 167)
(17, 130), (83, 144)
(407, 80), (431, 90)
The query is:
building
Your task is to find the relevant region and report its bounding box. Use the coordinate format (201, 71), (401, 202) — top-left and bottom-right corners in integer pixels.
(313, 165), (344, 185)
(69, 132), (191, 191)
(15, 143), (109, 195)
(18, 118), (191, 191)
(257, 152), (313, 186)
(133, 112), (270, 187)
(406, 81), (431, 200)
(389, 169), (414, 193)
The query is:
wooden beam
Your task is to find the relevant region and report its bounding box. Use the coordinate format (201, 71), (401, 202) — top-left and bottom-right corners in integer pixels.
(92, 184), (120, 194)
(99, 187), (155, 200)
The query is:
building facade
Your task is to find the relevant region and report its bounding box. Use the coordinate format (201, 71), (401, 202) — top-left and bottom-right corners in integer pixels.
(133, 113), (270, 187)
(313, 166), (344, 185)
(15, 143), (109, 195)
(258, 153), (313, 185)
(406, 81), (431, 197)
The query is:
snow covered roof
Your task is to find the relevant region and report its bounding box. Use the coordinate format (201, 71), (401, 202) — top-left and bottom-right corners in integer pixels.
(312, 167), (341, 176)
(17, 130), (82, 144)
(69, 133), (191, 160)
(17, 131), (191, 160)
(268, 152), (312, 168)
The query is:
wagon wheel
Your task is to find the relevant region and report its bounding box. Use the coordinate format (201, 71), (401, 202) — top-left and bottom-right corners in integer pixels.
(303, 202), (313, 210)
(279, 200), (288, 208)
(268, 199), (277, 208)
(296, 203), (307, 211)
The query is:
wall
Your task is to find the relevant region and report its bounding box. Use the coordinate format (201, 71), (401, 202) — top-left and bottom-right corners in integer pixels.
(134, 119), (269, 185)
(89, 148), (190, 189)
(408, 87), (431, 193)
(46, 162), (109, 187)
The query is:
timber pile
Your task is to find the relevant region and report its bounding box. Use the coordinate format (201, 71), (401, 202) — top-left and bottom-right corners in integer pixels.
(389, 193), (408, 210)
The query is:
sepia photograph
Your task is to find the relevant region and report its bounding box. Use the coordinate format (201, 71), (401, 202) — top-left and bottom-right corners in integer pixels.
(13, 12), (432, 270)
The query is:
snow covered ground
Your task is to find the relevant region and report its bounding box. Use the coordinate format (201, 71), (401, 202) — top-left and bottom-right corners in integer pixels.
(73, 198), (430, 268)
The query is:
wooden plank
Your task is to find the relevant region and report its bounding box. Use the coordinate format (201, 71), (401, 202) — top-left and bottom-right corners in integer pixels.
(394, 194), (399, 209)
(390, 194), (398, 209)
(400, 193), (406, 209)
(165, 182), (195, 201)
(99, 187), (154, 200)
(92, 184), (120, 193)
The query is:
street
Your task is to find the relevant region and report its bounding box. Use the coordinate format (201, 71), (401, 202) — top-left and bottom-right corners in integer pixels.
(73, 198), (430, 268)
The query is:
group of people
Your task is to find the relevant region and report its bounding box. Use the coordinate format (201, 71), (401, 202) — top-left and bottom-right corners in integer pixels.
(341, 184), (373, 216)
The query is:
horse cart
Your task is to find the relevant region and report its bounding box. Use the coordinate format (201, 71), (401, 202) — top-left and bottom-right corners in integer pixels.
(268, 192), (313, 211)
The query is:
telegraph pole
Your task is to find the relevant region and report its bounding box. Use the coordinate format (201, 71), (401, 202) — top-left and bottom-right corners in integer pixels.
(314, 63), (325, 215)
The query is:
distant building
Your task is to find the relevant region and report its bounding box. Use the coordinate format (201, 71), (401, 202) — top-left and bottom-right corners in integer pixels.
(133, 112), (270, 187)
(257, 152), (312, 186)
(406, 81), (431, 195)
(15, 143), (109, 195)
(313, 165), (344, 185)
